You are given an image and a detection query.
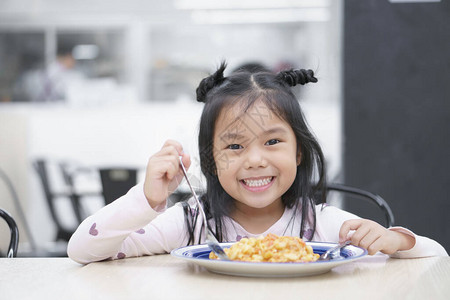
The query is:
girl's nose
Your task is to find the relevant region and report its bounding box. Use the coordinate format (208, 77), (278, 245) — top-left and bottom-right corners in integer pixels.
(243, 146), (267, 169)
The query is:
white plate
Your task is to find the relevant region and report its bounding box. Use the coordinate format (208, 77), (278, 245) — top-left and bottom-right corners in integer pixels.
(171, 241), (368, 277)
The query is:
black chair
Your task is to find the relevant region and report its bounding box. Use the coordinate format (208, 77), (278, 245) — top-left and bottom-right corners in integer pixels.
(0, 208), (19, 258)
(34, 159), (79, 242)
(99, 168), (138, 205)
(167, 183), (395, 227)
(33, 159), (101, 242)
(325, 183), (395, 227)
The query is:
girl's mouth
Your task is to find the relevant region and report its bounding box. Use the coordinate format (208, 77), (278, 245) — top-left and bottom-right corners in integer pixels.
(240, 176), (274, 190)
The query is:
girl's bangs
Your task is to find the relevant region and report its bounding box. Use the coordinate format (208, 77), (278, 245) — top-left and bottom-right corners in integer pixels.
(219, 90), (290, 124)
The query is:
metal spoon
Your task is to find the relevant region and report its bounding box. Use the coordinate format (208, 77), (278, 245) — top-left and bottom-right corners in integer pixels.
(319, 241), (351, 261)
(178, 157), (230, 261)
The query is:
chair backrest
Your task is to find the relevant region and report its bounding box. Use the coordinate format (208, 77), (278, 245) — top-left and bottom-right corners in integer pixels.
(99, 168), (138, 205)
(33, 159), (82, 242)
(326, 183), (395, 228)
(0, 208), (19, 258)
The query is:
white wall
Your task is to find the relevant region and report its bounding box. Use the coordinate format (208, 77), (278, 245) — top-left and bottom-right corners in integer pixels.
(0, 113), (29, 254)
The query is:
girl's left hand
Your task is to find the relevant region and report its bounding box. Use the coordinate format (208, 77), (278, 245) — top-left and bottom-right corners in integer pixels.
(339, 219), (415, 255)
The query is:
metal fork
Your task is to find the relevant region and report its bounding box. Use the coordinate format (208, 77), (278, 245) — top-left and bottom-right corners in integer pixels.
(318, 240), (351, 261)
(178, 157), (230, 261)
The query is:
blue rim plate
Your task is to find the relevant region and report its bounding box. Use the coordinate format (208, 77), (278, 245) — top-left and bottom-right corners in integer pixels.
(171, 241), (368, 277)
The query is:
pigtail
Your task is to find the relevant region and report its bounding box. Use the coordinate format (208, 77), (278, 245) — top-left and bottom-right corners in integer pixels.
(276, 69), (318, 87)
(196, 61), (227, 103)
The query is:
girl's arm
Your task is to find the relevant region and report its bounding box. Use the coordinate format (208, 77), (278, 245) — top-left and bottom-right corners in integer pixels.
(339, 219), (414, 255)
(68, 140), (192, 264)
(339, 219), (448, 257)
(67, 183), (190, 264)
(315, 205), (448, 257)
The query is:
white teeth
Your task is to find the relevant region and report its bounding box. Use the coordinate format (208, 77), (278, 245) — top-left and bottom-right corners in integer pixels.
(243, 177), (272, 187)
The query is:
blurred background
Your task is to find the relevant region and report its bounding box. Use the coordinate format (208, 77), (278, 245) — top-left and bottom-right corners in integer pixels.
(0, 0), (448, 256)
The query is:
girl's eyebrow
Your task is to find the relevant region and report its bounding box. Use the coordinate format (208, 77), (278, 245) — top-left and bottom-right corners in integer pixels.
(220, 132), (246, 141)
(263, 126), (289, 135)
(220, 126), (288, 142)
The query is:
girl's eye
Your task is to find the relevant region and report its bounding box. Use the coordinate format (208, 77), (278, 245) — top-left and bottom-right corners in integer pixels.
(227, 144), (243, 150)
(266, 139), (280, 146)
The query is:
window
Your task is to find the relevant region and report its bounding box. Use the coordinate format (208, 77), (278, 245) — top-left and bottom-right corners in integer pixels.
(0, 31), (46, 102)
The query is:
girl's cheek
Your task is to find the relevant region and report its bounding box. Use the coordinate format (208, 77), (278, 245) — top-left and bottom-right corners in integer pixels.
(215, 155), (233, 175)
(213, 151), (228, 173)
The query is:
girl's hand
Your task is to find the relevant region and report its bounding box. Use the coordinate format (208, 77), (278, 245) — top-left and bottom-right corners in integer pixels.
(339, 219), (415, 255)
(143, 140), (190, 209)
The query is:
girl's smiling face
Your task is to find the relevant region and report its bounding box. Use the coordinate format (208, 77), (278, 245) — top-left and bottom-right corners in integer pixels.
(213, 100), (301, 218)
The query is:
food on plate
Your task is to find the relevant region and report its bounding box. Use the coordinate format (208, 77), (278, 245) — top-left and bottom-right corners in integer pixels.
(209, 233), (319, 262)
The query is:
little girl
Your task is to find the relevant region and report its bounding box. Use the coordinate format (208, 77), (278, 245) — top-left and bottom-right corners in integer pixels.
(68, 62), (447, 264)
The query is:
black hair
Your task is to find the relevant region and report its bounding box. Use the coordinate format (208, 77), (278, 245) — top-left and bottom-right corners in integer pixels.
(183, 61), (326, 244)
(57, 43), (74, 57)
(231, 62), (271, 74)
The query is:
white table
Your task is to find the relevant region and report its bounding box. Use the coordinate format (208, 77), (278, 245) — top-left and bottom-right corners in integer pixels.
(1, 254), (449, 300)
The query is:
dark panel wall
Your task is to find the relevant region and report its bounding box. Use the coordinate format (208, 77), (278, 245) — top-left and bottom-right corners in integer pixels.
(343, 1), (450, 251)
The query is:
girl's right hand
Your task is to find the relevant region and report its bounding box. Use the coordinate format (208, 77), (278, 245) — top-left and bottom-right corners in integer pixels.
(143, 140), (190, 209)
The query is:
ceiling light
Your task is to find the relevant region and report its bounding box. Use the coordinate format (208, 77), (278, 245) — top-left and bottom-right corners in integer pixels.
(175, 0), (330, 10)
(190, 8), (330, 24)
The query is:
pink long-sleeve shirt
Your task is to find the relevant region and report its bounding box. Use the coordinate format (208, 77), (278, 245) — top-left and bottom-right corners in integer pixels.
(67, 183), (448, 264)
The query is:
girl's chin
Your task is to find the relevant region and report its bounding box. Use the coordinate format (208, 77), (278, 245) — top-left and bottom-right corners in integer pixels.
(234, 196), (283, 211)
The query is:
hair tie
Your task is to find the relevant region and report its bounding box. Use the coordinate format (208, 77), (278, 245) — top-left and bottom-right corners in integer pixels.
(276, 69), (318, 87)
(196, 62), (227, 103)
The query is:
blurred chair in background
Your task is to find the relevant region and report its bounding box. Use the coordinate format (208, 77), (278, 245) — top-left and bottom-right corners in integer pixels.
(33, 159), (101, 243)
(0, 208), (19, 258)
(34, 159), (81, 242)
(34, 160), (140, 240)
(325, 183), (395, 228)
(99, 168), (138, 205)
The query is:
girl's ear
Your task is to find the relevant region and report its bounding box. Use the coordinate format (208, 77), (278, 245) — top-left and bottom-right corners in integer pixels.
(296, 151), (302, 166)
